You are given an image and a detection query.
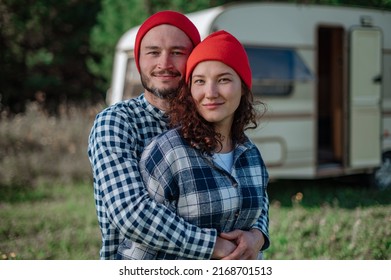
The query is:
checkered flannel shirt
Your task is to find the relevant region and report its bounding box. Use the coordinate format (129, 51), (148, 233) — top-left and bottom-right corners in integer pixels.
(88, 94), (217, 260)
(119, 128), (270, 259)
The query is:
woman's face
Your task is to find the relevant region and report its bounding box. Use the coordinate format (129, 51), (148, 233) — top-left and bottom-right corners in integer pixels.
(190, 60), (242, 131)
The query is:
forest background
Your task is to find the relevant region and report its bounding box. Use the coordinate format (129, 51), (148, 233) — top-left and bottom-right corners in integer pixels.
(2, 0), (391, 114)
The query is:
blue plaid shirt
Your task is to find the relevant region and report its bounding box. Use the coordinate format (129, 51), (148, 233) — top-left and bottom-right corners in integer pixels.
(120, 128), (270, 259)
(88, 94), (217, 260)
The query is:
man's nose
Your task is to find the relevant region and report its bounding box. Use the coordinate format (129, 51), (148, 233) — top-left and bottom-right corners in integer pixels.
(157, 53), (173, 69)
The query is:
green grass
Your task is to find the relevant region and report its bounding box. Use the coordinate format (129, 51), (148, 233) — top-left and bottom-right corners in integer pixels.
(0, 178), (390, 260)
(0, 183), (101, 260)
(0, 103), (390, 259)
(265, 177), (391, 260)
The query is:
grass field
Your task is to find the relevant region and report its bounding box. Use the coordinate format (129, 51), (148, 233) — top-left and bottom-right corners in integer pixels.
(1, 177), (390, 260)
(266, 177), (391, 259)
(0, 103), (390, 260)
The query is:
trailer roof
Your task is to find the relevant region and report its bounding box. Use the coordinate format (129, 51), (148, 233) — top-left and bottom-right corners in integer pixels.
(116, 3), (391, 51)
(212, 3), (391, 47)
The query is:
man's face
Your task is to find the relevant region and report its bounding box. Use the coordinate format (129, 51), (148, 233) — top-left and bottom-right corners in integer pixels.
(139, 24), (193, 99)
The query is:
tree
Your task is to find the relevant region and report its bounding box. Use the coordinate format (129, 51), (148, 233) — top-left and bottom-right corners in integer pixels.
(1, 0), (101, 114)
(87, 0), (146, 96)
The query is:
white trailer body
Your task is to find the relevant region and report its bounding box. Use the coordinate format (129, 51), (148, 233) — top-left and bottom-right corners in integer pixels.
(107, 3), (391, 188)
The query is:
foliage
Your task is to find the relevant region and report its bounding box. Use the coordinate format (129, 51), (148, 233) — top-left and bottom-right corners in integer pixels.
(0, 0), (102, 114)
(87, 0), (147, 93)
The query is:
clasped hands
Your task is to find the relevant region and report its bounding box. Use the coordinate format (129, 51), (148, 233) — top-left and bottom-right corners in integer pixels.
(211, 229), (265, 260)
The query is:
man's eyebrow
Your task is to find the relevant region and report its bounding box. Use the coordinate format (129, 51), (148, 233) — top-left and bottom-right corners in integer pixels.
(143, 45), (160, 50)
(171, 46), (189, 50)
(143, 45), (188, 51)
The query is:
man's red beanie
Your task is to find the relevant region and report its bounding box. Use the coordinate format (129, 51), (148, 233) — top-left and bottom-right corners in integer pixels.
(186, 30), (252, 89)
(134, 10), (201, 72)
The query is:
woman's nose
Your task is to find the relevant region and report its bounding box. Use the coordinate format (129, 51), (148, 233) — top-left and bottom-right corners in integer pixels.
(205, 82), (219, 99)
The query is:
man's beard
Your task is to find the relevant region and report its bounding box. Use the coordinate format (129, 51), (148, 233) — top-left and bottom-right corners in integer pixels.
(141, 72), (184, 100)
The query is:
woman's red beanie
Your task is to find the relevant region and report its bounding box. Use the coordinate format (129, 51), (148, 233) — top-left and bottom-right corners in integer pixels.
(134, 10), (201, 72)
(186, 30), (252, 89)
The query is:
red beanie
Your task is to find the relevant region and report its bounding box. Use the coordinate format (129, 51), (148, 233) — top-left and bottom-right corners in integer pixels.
(134, 10), (201, 72)
(186, 30), (252, 89)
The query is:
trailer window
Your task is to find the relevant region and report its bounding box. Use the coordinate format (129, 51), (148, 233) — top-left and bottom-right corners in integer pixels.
(244, 46), (313, 96)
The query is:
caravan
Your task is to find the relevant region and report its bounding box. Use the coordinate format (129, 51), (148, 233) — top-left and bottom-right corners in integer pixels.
(107, 3), (391, 189)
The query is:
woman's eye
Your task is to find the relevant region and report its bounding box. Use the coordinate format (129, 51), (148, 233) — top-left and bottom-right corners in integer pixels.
(193, 79), (205, 85)
(219, 78), (230, 83)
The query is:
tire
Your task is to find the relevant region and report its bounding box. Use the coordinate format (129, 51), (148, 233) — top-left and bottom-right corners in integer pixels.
(372, 152), (391, 190)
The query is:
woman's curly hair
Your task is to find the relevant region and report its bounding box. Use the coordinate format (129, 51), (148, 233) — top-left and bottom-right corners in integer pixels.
(168, 81), (266, 155)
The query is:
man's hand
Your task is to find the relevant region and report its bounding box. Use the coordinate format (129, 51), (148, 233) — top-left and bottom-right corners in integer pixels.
(219, 229), (265, 260)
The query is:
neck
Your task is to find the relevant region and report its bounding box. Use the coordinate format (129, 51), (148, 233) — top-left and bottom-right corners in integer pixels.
(218, 134), (233, 153)
(215, 121), (234, 153)
(144, 91), (169, 111)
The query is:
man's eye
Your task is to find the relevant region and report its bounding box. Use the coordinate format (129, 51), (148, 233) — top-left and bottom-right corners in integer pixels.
(172, 51), (185, 56)
(146, 51), (159, 56)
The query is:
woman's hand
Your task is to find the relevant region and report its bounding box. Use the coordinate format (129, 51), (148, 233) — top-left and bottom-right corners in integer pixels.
(211, 236), (237, 259)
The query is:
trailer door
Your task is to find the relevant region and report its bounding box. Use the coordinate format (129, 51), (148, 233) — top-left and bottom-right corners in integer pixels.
(349, 27), (382, 168)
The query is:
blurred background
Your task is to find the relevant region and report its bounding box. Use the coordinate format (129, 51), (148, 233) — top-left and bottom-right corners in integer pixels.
(1, 0), (390, 260)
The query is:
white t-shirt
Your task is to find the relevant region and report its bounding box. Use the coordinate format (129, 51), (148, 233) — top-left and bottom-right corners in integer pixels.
(213, 151), (234, 172)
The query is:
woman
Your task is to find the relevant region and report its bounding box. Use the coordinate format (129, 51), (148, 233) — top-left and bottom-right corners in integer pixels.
(139, 30), (270, 260)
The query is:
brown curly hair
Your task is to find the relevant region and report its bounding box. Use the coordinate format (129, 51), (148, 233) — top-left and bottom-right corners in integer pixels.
(168, 81), (266, 155)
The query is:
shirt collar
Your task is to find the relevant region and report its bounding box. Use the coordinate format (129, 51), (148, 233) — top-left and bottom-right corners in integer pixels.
(139, 93), (169, 120)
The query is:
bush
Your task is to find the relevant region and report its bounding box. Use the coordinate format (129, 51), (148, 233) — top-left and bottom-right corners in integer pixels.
(0, 102), (105, 188)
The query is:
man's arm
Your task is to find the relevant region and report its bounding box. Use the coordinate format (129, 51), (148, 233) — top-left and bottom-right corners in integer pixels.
(88, 109), (217, 259)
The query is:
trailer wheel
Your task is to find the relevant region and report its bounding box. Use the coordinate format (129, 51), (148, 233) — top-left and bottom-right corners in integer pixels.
(372, 152), (391, 190)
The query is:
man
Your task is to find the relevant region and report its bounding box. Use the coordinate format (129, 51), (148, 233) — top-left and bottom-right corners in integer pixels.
(88, 11), (238, 260)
